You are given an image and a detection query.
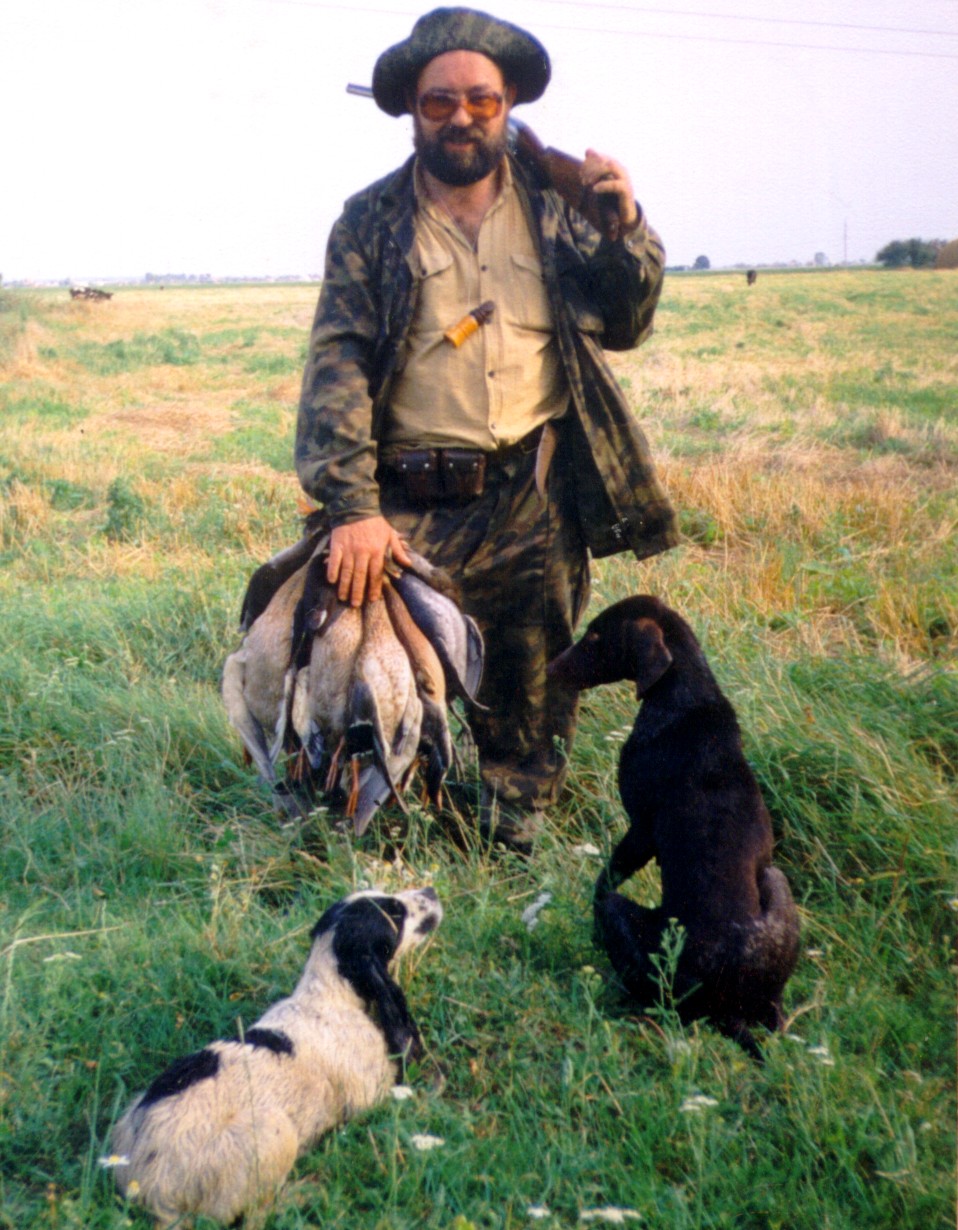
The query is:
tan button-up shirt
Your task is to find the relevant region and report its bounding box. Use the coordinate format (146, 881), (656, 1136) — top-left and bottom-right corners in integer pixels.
(383, 160), (569, 451)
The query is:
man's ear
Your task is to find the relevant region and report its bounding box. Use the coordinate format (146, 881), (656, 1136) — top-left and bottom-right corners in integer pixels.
(626, 618), (673, 697)
(504, 82), (518, 111)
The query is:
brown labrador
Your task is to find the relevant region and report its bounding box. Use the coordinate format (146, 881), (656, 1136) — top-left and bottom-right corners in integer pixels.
(548, 595), (800, 1059)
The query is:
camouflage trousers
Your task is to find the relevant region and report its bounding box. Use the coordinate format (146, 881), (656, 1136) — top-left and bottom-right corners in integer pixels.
(380, 441), (591, 811)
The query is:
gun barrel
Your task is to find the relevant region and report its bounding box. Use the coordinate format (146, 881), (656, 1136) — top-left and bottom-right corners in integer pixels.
(347, 83), (374, 98)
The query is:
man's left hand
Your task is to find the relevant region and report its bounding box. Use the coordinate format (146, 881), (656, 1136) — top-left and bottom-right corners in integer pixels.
(580, 149), (639, 233)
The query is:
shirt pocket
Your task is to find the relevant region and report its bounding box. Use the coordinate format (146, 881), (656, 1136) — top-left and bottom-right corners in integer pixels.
(509, 252), (554, 333)
(411, 241), (457, 337)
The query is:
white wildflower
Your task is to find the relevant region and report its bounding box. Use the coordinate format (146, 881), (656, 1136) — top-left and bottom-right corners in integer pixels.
(98, 1155), (130, 1169)
(572, 843), (602, 857)
(409, 1133), (445, 1151)
(805, 948), (824, 958)
(521, 892), (553, 932)
(528, 1205), (552, 1220)
(679, 1094), (719, 1113)
(580, 1207), (642, 1223)
(391, 1085), (415, 1101)
(784, 1033), (806, 1045)
(809, 1045), (835, 1066)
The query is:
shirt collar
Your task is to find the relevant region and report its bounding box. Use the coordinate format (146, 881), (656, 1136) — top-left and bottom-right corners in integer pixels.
(413, 155), (514, 216)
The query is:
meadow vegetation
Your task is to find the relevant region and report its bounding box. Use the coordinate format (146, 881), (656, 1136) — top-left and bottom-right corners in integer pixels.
(1, 271), (955, 1228)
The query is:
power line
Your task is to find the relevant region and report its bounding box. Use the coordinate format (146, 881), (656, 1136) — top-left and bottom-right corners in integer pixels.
(547, 23), (958, 58)
(189, 0), (958, 60)
(533, 0), (958, 39)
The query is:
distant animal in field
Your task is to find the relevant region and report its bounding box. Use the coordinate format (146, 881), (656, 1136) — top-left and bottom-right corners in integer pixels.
(69, 285), (112, 300)
(547, 595), (799, 1059)
(746, 269), (758, 286)
(111, 887), (443, 1227)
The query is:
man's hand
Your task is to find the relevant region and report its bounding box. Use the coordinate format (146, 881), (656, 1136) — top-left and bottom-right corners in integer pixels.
(580, 149), (639, 233)
(327, 515), (412, 606)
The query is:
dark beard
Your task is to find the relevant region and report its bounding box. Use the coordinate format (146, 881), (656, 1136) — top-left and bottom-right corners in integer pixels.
(414, 121), (507, 186)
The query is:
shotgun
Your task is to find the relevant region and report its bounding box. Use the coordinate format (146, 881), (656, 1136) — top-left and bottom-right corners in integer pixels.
(346, 83), (621, 242)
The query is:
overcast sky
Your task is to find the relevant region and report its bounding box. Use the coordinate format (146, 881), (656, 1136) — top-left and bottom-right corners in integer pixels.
(3, 0), (957, 281)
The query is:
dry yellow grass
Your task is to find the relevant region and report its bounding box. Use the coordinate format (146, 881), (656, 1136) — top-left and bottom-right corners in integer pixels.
(3, 273), (956, 666)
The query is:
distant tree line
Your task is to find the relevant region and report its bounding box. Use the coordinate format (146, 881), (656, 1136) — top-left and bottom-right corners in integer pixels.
(875, 238), (945, 269)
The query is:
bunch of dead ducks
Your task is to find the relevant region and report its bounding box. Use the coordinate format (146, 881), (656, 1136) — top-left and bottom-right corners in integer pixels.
(222, 517), (484, 833)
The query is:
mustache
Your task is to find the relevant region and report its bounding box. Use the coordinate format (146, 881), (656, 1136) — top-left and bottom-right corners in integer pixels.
(438, 124), (484, 144)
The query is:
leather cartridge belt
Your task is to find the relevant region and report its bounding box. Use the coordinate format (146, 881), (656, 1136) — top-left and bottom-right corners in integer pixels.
(378, 425), (544, 505)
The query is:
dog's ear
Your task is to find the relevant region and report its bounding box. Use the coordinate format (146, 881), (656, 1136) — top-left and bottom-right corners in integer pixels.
(626, 618), (673, 697)
(331, 897), (423, 1068)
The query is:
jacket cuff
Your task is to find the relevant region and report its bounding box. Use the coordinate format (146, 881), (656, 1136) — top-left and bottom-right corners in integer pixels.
(325, 486), (382, 528)
(622, 206), (650, 253)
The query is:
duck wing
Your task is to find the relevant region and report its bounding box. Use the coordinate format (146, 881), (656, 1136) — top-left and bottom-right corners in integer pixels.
(391, 569), (484, 703)
(238, 518), (329, 632)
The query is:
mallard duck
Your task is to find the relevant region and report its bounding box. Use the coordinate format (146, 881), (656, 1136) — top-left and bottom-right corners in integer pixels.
(383, 579), (453, 808)
(221, 563), (309, 817)
(289, 582), (363, 793)
(391, 558), (484, 704)
(345, 596), (424, 835)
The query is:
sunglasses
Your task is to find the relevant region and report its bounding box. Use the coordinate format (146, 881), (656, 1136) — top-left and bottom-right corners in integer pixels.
(417, 90), (504, 123)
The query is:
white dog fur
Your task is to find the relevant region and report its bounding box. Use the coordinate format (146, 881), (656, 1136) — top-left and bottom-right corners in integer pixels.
(111, 887), (442, 1226)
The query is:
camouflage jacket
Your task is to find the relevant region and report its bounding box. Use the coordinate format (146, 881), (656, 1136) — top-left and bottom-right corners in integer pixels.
(296, 153), (678, 561)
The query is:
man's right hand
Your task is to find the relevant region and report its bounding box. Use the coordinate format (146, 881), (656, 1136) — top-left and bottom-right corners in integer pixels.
(327, 515), (412, 607)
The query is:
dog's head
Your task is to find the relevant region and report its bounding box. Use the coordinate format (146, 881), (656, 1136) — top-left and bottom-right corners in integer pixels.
(311, 887), (442, 1064)
(548, 596), (675, 699)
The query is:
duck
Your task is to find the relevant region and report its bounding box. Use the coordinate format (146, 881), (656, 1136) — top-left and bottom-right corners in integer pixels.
(345, 596), (424, 835)
(224, 534), (484, 833)
(383, 578), (453, 808)
(289, 582), (364, 797)
(391, 553), (484, 705)
(221, 562), (310, 818)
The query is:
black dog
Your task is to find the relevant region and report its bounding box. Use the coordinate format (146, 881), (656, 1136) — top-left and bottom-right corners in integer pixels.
(548, 596), (799, 1058)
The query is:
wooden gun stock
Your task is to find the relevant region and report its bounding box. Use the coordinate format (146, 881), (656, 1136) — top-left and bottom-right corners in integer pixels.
(509, 119), (621, 242)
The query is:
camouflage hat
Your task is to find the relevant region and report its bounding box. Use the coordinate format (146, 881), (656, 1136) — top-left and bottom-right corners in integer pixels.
(372, 7), (551, 117)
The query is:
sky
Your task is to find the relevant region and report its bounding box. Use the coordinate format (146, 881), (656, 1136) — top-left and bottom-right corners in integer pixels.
(3, 0), (957, 282)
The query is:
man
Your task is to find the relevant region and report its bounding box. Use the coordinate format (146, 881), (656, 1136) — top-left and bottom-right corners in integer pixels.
(296, 7), (677, 848)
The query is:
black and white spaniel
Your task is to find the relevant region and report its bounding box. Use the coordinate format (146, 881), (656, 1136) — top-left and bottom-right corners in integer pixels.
(111, 887), (442, 1225)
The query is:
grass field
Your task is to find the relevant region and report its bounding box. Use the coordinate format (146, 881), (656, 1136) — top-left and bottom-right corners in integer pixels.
(1, 270), (955, 1229)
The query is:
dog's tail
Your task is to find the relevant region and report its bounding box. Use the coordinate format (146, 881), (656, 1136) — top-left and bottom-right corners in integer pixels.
(756, 865), (801, 980)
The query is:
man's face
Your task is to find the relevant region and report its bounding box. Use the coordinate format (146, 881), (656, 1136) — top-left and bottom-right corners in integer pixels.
(412, 51), (514, 187)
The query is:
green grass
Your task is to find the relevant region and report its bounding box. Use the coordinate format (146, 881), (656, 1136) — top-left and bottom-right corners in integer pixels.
(0, 274), (955, 1228)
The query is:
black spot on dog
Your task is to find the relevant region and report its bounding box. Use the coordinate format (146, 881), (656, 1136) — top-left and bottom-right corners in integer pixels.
(321, 896), (421, 1066)
(332, 897), (407, 989)
(415, 914), (439, 936)
(139, 1048), (220, 1109)
(242, 1028), (294, 1056)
